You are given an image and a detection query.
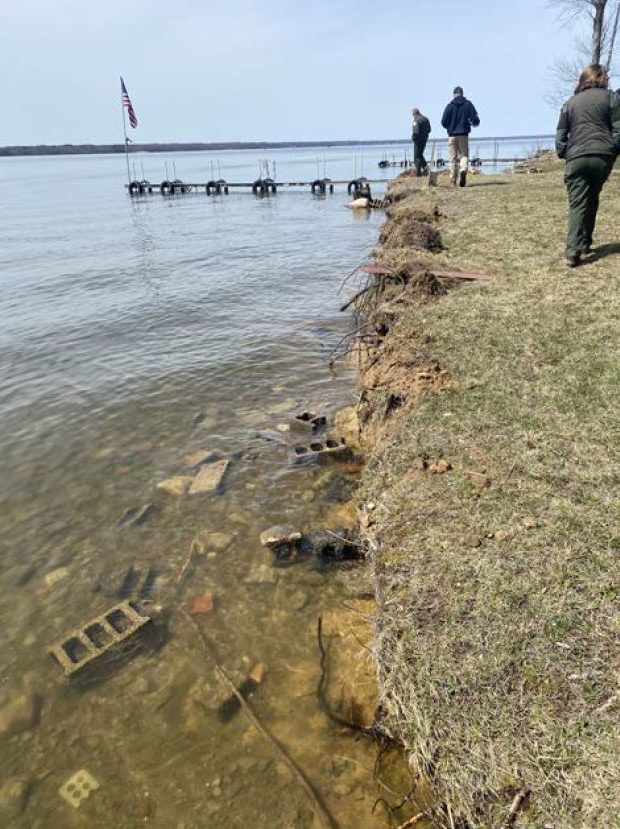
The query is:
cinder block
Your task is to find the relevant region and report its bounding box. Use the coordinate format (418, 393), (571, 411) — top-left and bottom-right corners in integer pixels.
(49, 601), (152, 677)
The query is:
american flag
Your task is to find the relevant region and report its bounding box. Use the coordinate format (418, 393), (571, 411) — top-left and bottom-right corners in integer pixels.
(120, 77), (138, 129)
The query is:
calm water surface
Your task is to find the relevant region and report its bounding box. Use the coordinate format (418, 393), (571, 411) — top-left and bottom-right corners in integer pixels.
(0, 145), (416, 828)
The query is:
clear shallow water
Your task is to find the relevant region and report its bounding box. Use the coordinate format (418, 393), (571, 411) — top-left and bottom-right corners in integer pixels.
(0, 136), (553, 827)
(0, 146), (419, 828)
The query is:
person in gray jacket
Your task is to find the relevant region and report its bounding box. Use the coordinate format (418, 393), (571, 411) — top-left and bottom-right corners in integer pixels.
(556, 63), (620, 266)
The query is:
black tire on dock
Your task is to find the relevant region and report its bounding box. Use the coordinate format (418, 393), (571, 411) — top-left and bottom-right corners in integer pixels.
(378, 160), (389, 168)
(128, 180), (143, 196)
(160, 180), (172, 195)
(252, 178), (265, 195)
(206, 180), (221, 195)
(311, 179), (326, 195)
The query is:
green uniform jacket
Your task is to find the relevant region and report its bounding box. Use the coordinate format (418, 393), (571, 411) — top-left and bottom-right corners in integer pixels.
(555, 87), (620, 160)
(412, 115), (431, 143)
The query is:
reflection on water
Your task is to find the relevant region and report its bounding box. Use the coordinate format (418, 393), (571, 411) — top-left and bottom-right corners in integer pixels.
(0, 147), (421, 827)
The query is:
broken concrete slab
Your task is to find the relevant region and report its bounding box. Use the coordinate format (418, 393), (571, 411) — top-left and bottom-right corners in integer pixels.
(49, 601), (152, 677)
(156, 475), (193, 496)
(188, 460), (230, 495)
(183, 449), (221, 469)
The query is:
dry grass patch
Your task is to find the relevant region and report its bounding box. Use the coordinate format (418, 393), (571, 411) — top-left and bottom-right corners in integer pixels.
(359, 169), (620, 828)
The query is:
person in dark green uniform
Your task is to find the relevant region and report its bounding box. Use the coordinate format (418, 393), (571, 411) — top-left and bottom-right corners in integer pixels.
(411, 108), (431, 177)
(555, 63), (620, 266)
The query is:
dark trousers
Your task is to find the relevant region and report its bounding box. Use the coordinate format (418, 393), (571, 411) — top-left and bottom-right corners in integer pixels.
(413, 138), (428, 175)
(564, 154), (614, 256)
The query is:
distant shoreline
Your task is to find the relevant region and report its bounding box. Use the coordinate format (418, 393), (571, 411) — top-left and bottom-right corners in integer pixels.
(0, 135), (554, 158)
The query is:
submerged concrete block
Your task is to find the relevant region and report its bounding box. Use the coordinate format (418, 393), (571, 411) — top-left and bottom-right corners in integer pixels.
(291, 437), (349, 464)
(49, 601), (152, 677)
(290, 412), (327, 434)
(58, 770), (99, 809)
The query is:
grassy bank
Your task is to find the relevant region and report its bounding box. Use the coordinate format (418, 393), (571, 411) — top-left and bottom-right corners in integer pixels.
(356, 167), (620, 827)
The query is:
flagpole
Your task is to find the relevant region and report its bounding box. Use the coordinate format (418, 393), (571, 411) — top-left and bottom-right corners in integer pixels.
(120, 77), (131, 187)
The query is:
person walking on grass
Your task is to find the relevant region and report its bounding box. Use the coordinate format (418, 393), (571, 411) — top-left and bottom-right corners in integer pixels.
(441, 86), (480, 187)
(411, 108), (431, 176)
(556, 64), (620, 267)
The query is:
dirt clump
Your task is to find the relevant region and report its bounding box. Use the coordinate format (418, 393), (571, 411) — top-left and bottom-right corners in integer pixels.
(378, 216), (442, 252)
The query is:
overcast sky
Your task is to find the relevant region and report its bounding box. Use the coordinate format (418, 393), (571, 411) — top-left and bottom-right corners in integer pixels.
(0, 0), (597, 145)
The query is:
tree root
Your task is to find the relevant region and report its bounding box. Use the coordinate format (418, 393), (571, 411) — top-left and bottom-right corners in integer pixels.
(182, 610), (338, 829)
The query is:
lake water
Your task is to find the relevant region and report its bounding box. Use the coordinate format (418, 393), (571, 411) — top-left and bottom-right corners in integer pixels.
(0, 144), (416, 829)
(0, 137), (552, 827)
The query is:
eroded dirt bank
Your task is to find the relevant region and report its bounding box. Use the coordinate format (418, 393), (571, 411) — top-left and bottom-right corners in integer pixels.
(349, 168), (620, 829)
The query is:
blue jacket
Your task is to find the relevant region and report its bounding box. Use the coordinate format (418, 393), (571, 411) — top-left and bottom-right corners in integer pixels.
(441, 96), (480, 136)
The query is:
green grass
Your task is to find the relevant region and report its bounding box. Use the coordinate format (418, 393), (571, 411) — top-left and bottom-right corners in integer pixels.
(358, 168), (620, 828)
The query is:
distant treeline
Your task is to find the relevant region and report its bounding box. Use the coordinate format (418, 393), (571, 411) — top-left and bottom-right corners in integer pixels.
(0, 136), (553, 158)
(0, 140), (408, 157)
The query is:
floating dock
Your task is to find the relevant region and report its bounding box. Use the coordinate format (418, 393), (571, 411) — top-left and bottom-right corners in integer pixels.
(125, 176), (389, 197)
(379, 156), (527, 169)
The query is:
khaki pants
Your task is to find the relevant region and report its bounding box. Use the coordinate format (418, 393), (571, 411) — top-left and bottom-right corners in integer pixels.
(448, 135), (469, 184)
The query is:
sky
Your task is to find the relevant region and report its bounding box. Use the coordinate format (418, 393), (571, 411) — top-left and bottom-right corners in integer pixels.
(0, 0), (602, 145)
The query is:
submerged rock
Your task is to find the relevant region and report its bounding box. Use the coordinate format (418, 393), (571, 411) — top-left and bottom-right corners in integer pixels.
(244, 564), (278, 585)
(0, 691), (40, 738)
(44, 567), (69, 588)
(190, 531), (233, 556)
(0, 778), (30, 822)
(189, 460), (230, 495)
(118, 503), (157, 528)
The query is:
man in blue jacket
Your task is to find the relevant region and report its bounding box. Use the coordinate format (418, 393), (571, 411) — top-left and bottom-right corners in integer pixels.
(441, 86), (480, 187)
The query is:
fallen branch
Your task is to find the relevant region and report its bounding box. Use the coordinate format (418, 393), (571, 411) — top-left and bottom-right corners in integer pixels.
(176, 543), (195, 585)
(499, 787), (530, 829)
(182, 610), (338, 829)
